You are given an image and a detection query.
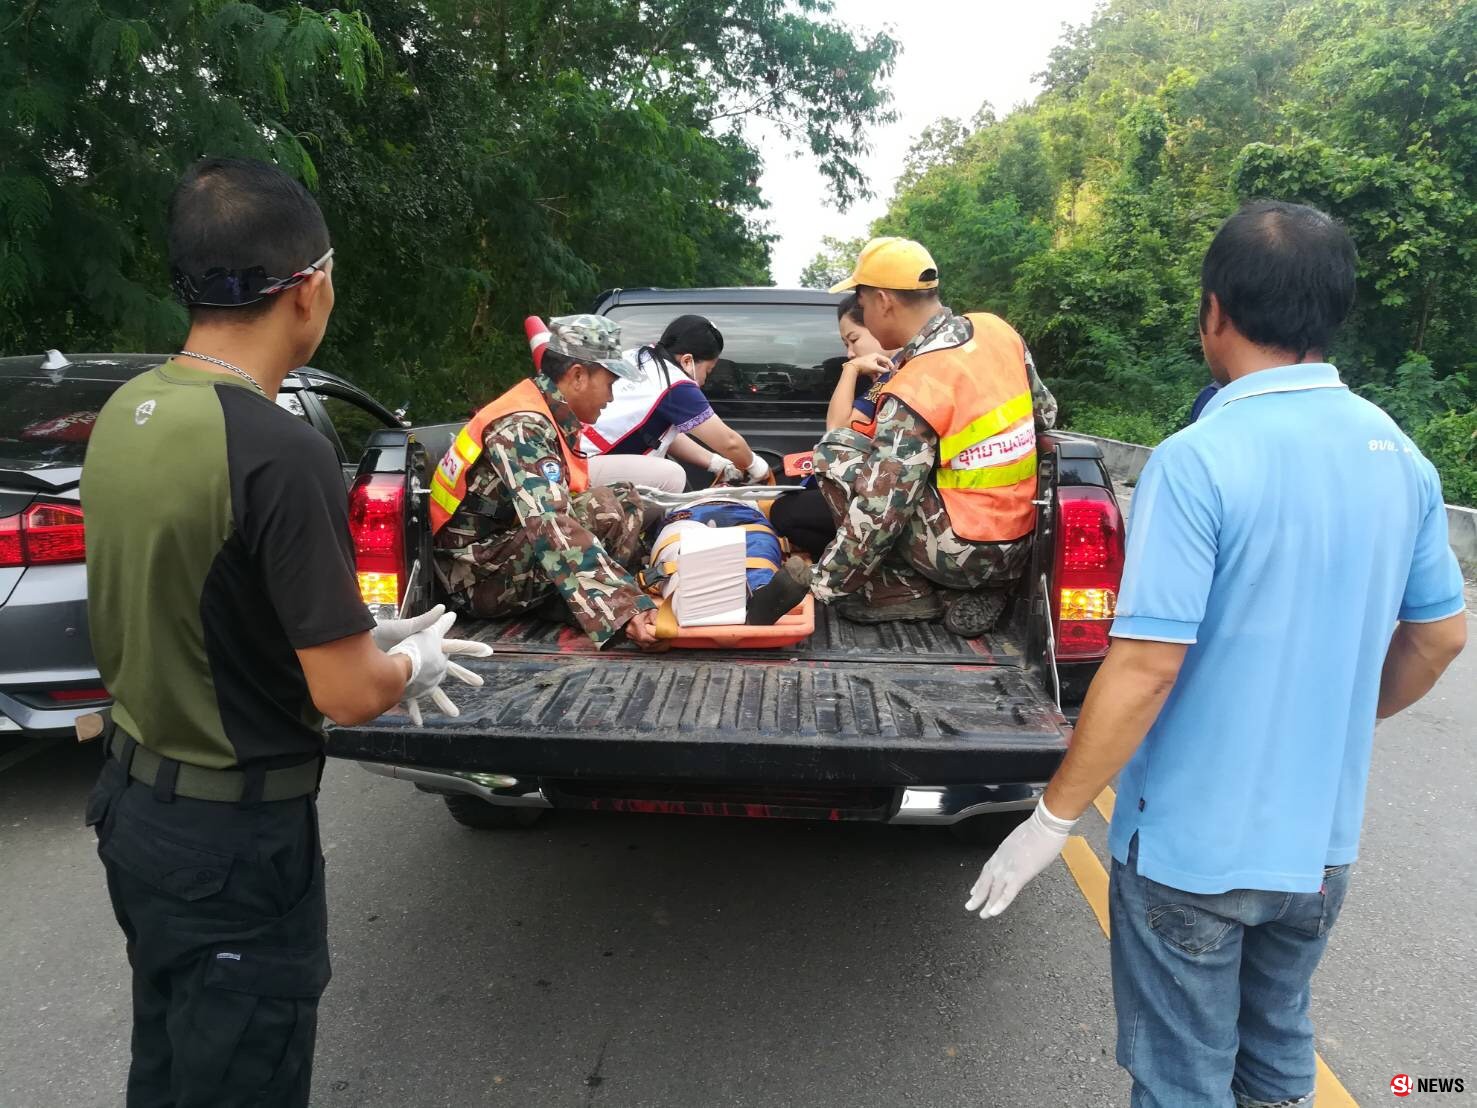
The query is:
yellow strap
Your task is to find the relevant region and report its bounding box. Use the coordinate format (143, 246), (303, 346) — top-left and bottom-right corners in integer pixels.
(655, 598), (681, 639)
(937, 391), (1033, 461)
(428, 479), (462, 517)
(935, 453), (1038, 490)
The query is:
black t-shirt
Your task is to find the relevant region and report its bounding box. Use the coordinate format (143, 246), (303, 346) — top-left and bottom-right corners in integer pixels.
(83, 362), (375, 770)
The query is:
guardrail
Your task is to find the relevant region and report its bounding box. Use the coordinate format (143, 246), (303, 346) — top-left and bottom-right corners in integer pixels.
(1060, 431), (1477, 573)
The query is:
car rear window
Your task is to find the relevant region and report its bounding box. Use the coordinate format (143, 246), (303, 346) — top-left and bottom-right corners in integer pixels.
(0, 377), (122, 465)
(604, 302), (846, 404)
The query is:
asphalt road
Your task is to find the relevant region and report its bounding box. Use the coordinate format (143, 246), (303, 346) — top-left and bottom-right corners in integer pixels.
(2, 610), (1473, 1107)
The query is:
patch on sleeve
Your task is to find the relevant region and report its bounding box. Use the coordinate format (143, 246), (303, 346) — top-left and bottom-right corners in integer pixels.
(538, 457), (564, 484)
(877, 397), (900, 423)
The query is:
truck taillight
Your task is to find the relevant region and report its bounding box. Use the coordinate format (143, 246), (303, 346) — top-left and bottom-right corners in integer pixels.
(0, 502), (86, 567)
(1053, 487), (1124, 659)
(348, 474), (406, 608)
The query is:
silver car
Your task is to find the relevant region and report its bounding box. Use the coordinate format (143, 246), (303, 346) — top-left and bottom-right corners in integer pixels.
(0, 351), (404, 738)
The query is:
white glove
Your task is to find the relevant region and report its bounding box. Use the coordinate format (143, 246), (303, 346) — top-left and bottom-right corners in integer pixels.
(705, 452), (731, 475)
(387, 611), (494, 726)
(371, 604), (450, 652)
(744, 454), (771, 483)
(965, 800), (1077, 919)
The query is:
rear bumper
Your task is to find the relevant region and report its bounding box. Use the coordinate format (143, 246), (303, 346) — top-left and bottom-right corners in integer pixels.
(0, 561), (105, 734)
(355, 763), (1044, 825)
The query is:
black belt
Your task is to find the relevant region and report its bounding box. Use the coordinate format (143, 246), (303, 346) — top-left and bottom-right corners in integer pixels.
(108, 731), (322, 804)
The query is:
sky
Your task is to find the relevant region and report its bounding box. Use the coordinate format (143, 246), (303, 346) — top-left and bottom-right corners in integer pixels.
(756, 0), (1102, 286)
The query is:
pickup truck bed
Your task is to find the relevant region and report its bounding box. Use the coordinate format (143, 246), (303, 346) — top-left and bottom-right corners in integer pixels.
(326, 604), (1070, 787)
(328, 288), (1125, 832)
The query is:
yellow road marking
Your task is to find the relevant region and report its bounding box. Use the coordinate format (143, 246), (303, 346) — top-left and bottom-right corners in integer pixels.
(1059, 833), (1360, 1105)
(1315, 1055), (1359, 1107)
(1061, 836), (1110, 936)
(1094, 785), (1116, 823)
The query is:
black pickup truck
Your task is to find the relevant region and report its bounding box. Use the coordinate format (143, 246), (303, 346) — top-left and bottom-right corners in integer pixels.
(326, 288), (1126, 841)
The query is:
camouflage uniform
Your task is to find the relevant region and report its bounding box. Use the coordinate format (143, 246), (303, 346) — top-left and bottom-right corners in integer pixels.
(434, 374), (655, 647)
(808, 308), (1057, 606)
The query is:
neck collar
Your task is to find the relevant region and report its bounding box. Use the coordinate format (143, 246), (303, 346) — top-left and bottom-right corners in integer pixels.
(1200, 363), (1344, 418)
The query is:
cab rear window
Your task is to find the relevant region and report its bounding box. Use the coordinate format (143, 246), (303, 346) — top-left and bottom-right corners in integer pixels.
(605, 303), (846, 404)
(0, 377), (123, 465)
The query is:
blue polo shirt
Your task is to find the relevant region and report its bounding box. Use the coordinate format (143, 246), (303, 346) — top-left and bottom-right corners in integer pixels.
(1107, 363), (1466, 893)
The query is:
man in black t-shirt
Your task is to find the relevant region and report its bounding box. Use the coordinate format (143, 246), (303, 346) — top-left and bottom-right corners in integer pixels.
(82, 157), (490, 1107)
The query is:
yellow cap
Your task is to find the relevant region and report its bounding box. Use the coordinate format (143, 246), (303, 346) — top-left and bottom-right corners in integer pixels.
(828, 236), (940, 293)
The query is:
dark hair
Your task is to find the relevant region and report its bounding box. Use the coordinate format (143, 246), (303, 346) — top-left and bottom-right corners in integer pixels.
(655, 314), (723, 361)
(168, 156), (331, 323)
(1200, 200), (1356, 358)
(837, 293), (865, 325)
(855, 284), (939, 306)
(540, 350), (579, 382)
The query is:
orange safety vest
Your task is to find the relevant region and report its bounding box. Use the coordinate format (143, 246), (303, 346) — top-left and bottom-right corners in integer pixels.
(877, 313), (1036, 543)
(428, 377), (589, 534)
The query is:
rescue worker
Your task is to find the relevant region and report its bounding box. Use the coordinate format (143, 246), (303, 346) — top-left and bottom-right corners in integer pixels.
(751, 237), (1057, 634)
(431, 315), (662, 648)
(82, 156), (490, 1107)
(582, 313), (771, 489)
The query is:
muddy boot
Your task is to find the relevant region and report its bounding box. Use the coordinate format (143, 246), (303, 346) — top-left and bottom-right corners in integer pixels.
(747, 556), (812, 625)
(835, 575), (943, 624)
(943, 588), (1009, 638)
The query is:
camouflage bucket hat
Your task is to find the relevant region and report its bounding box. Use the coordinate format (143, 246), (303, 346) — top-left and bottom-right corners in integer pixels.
(546, 315), (643, 381)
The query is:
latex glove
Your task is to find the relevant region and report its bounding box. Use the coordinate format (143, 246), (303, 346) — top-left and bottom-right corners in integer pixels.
(370, 604), (449, 652)
(744, 454), (771, 483)
(388, 612), (494, 726)
(713, 463), (745, 487)
(965, 800), (1077, 919)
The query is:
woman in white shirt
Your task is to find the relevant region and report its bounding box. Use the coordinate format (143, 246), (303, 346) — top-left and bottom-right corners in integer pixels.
(584, 315), (770, 492)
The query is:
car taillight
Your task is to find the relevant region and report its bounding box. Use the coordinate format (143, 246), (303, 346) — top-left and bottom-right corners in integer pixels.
(45, 686), (110, 703)
(348, 473), (406, 608)
(1053, 487), (1124, 659)
(0, 502), (86, 567)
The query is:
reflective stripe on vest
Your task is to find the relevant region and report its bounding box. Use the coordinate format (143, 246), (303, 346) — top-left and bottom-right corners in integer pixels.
(878, 313), (1037, 543)
(428, 377), (588, 534)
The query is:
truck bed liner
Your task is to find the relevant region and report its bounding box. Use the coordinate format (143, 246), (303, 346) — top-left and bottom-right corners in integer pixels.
(456, 603), (1025, 666)
(326, 627), (1068, 785)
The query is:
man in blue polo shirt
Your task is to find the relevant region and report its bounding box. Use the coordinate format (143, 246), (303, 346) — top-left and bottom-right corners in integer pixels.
(963, 201), (1466, 1106)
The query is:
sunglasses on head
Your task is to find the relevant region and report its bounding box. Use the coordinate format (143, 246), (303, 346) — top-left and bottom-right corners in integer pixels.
(171, 247), (334, 308)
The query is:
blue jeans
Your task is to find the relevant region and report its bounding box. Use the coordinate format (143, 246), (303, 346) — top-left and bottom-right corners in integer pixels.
(1109, 835), (1351, 1108)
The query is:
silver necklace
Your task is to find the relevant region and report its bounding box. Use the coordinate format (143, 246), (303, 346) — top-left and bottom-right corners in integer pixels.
(177, 350), (267, 397)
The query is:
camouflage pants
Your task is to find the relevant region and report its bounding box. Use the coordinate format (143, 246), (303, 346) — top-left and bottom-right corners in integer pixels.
(436, 485), (645, 619)
(812, 429), (1032, 603)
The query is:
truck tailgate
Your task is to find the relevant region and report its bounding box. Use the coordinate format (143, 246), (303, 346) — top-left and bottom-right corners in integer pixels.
(327, 607), (1070, 785)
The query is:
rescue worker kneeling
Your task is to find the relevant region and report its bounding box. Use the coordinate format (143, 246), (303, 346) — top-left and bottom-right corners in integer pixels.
(430, 315), (661, 647)
(751, 237), (1056, 635)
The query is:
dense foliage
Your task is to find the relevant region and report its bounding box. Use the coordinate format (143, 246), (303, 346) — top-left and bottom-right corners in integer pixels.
(1, 0), (896, 415)
(806, 0), (1476, 504)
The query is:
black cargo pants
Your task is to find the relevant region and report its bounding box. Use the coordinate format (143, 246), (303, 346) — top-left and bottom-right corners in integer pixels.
(86, 755), (331, 1108)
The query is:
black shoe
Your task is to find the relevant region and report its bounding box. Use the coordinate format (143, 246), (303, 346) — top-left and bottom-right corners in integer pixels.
(943, 589), (1008, 638)
(747, 557), (812, 625)
(835, 591), (944, 624)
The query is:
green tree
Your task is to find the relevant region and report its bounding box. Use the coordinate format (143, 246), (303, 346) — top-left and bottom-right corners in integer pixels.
(798, 235), (867, 292)
(2, 0), (899, 417)
(843, 0), (1477, 499)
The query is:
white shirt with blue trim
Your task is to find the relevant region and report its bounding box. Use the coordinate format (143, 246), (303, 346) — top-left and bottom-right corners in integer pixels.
(1107, 363), (1466, 893)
